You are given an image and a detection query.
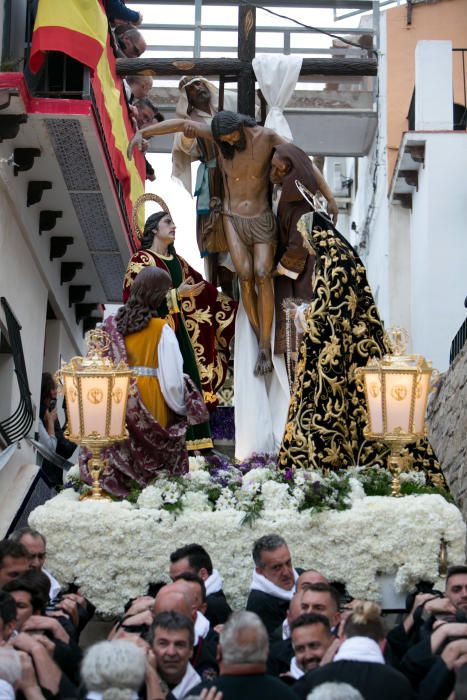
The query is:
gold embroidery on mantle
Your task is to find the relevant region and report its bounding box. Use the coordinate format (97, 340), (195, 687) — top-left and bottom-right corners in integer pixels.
(278, 213), (445, 488)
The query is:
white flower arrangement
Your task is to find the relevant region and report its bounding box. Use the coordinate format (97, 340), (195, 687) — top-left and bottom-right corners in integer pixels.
(29, 462), (466, 616)
(399, 471), (427, 486)
(188, 456), (206, 472)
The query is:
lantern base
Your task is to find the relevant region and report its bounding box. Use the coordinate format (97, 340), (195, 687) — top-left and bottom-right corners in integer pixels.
(387, 445), (408, 497)
(81, 448), (112, 502)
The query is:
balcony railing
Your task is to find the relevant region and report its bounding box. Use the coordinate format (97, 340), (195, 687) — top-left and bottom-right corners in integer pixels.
(450, 307), (467, 365)
(0, 298), (34, 446)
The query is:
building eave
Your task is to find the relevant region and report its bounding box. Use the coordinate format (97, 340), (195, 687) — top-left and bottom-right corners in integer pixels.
(0, 73), (137, 347)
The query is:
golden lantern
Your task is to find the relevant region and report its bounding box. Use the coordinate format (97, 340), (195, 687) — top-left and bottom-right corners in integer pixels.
(355, 328), (436, 497)
(56, 329), (133, 500)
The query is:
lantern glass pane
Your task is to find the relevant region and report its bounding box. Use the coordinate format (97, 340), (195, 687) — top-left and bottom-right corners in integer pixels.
(364, 373), (383, 433)
(385, 372), (413, 433)
(109, 375), (130, 437)
(64, 374), (80, 436)
(412, 371), (431, 433)
(80, 376), (111, 437)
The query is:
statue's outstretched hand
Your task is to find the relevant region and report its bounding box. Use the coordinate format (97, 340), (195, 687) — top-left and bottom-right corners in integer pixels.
(127, 131), (145, 160)
(183, 122), (197, 139)
(178, 277), (205, 298)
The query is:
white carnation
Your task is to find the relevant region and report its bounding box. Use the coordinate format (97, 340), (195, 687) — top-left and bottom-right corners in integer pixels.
(189, 456), (207, 472)
(242, 468), (274, 486)
(399, 471), (426, 486)
(348, 477), (366, 503)
(239, 481), (261, 497)
(188, 470), (212, 487)
(291, 486), (305, 507)
(28, 477), (466, 617)
(261, 481), (291, 509)
(182, 491), (210, 511)
(215, 491), (238, 511)
(137, 485), (164, 509)
(65, 464), (81, 481)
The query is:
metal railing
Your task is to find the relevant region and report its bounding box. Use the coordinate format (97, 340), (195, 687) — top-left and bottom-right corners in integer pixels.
(453, 48), (467, 129)
(0, 298), (34, 446)
(450, 314), (467, 365)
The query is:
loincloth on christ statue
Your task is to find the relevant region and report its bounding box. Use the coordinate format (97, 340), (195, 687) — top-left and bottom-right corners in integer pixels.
(228, 209), (277, 247)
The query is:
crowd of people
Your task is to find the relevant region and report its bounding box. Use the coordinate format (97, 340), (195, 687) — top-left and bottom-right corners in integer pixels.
(1, 528), (467, 699)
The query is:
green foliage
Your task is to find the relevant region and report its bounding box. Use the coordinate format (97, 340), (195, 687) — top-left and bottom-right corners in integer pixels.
(240, 498), (264, 527)
(298, 474), (351, 513)
(358, 467), (392, 497)
(400, 481), (454, 503)
(162, 500), (184, 516)
(206, 485), (222, 507)
(126, 481), (143, 504)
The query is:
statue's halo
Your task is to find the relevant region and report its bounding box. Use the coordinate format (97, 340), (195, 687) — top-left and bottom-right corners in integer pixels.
(132, 193), (172, 240)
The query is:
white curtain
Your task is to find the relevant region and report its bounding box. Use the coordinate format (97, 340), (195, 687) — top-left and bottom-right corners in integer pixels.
(234, 298), (290, 460)
(252, 54), (303, 140)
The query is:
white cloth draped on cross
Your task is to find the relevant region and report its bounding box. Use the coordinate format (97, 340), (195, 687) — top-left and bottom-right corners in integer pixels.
(252, 54), (303, 140)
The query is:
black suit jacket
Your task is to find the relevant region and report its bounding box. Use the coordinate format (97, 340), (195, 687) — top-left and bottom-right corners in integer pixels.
(293, 660), (415, 700)
(246, 590), (290, 636)
(267, 638), (294, 677)
(205, 589), (232, 626)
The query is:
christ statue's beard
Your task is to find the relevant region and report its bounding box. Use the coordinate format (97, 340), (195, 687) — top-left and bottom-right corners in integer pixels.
(217, 130), (247, 159)
(233, 132), (247, 152)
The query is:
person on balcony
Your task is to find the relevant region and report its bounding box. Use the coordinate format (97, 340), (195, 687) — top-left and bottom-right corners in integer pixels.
(114, 25), (147, 58)
(104, 0), (143, 27)
(125, 75), (153, 104)
(132, 98), (164, 182)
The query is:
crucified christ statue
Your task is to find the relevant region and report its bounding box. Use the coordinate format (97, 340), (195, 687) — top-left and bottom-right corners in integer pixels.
(128, 110), (336, 376)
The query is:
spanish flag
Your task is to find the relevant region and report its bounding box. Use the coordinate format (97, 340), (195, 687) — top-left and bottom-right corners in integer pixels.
(30, 0), (145, 242)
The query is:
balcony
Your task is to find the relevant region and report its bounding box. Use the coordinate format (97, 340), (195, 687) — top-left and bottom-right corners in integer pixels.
(0, 0), (145, 341)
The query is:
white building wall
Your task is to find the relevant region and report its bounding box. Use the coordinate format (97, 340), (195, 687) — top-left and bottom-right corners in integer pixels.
(348, 13), (391, 321)
(0, 186), (48, 535)
(387, 203), (411, 336)
(350, 29), (466, 371)
(0, 181), (81, 535)
(0, 187), (48, 427)
(410, 134), (467, 371)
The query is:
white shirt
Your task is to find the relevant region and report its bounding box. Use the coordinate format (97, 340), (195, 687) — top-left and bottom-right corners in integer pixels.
(158, 324), (186, 416)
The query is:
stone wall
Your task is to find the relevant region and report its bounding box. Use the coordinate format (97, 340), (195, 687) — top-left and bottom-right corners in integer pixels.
(427, 342), (467, 520)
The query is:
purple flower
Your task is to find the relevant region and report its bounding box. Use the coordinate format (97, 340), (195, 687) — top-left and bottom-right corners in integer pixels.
(237, 453), (278, 474)
(210, 407), (235, 440)
(284, 469), (293, 481)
